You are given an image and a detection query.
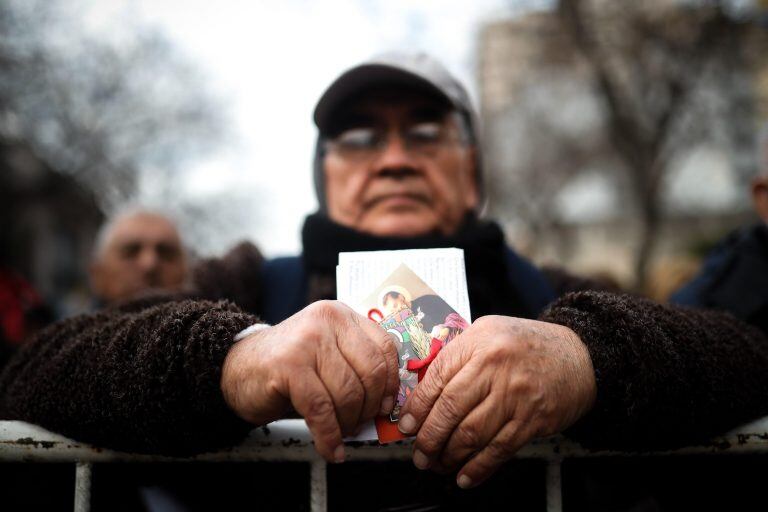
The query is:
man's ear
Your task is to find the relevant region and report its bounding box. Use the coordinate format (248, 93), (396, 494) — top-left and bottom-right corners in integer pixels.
(752, 176), (768, 222)
(463, 146), (480, 212)
(89, 260), (105, 298)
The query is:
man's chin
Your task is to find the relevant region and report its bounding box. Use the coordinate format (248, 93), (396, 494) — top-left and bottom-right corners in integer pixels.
(360, 213), (438, 238)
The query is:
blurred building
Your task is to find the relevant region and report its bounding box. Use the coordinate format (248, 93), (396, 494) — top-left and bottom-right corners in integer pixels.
(477, 5), (768, 296)
(0, 139), (103, 317)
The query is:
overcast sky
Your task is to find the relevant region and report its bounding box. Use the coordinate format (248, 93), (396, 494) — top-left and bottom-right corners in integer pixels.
(80, 0), (555, 256)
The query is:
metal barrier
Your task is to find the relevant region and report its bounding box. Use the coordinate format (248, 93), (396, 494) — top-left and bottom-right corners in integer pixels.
(2, 418), (768, 512)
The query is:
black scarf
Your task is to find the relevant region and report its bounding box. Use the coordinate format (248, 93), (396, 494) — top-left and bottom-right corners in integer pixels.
(301, 212), (532, 319)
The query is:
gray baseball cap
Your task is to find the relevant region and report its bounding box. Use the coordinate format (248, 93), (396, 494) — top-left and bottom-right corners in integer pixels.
(311, 52), (484, 212)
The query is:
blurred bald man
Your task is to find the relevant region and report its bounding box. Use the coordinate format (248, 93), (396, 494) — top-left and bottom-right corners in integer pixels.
(89, 210), (188, 305)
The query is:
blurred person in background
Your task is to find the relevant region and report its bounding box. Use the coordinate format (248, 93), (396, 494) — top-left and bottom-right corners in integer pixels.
(0, 226), (53, 369)
(0, 266), (53, 368)
(89, 209), (188, 306)
(672, 125), (768, 333)
(0, 209), (188, 512)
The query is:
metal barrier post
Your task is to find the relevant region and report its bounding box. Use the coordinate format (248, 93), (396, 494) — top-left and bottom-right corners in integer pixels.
(546, 459), (562, 512)
(74, 462), (92, 512)
(2, 419), (768, 512)
(310, 459), (328, 512)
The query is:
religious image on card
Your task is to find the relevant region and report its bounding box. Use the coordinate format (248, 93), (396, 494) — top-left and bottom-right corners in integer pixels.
(361, 263), (469, 443)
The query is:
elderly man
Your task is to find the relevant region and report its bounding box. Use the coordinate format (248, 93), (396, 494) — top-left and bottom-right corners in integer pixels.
(90, 209), (188, 305)
(1, 54), (767, 505)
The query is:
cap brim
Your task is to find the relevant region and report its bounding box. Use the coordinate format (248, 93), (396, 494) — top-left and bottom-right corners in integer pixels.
(313, 64), (453, 133)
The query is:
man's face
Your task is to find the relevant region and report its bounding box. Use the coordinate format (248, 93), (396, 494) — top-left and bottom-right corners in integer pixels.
(323, 89), (478, 237)
(382, 292), (410, 316)
(90, 213), (187, 303)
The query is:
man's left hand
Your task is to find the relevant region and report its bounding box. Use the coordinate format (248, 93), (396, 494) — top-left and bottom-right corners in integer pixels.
(397, 315), (596, 488)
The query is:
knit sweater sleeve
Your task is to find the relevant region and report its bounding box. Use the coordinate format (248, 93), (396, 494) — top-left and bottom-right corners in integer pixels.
(540, 291), (768, 451)
(0, 299), (258, 456)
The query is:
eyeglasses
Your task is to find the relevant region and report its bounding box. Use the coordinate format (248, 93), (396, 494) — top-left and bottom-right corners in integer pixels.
(324, 121), (462, 161)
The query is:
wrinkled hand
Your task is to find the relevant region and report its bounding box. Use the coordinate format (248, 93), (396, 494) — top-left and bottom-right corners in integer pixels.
(221, 300), (399, 463)
(398, 315), (596, 488)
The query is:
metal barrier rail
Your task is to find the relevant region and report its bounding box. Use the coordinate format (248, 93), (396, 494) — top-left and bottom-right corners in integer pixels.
(3, 418), (768, 512)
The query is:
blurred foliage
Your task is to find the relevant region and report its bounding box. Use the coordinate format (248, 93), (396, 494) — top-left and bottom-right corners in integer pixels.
(560, 0), (766, 288)
(0, 0), (227, 210)
(489, 0), (767, 288)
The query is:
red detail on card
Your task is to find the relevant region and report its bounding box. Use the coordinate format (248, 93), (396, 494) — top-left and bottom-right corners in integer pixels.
(375, 338), (445, 444)
(367, 308), (384, 322)
(406, 338), (443, 382)
(375, 415), (406, 443)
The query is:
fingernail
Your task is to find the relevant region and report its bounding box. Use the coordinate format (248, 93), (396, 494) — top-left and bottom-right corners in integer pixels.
(398, 414), (416, 434)
(413, 449), (430, 470)
(457, 474), (473, 489)
(333, 445), (345, 464)
(380, 396), (394, 415)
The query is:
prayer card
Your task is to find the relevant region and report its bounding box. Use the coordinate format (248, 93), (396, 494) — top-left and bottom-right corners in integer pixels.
(337, 249), (471, 443)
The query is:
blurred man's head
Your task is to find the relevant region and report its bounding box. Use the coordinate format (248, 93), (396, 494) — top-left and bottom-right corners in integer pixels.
(89, 210), (187, 304)
(753, 125), (768, 222)
(313, 53), (482, 238)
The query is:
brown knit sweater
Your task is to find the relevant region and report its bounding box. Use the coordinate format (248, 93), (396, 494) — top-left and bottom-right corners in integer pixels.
(1, 244), (766, 456)
(0, 298), (257, 455)
(542, 292), (768, 451)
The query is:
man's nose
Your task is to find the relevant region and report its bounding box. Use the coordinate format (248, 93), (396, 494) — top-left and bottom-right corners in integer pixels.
(373, 134), (420, 175)
(137, 248), (160, 272)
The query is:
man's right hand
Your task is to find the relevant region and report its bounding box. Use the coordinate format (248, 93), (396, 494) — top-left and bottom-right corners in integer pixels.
(220, 300), (399, 463)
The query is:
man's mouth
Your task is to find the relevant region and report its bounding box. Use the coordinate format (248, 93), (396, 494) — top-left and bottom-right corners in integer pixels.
(365, 193), (430, 209)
